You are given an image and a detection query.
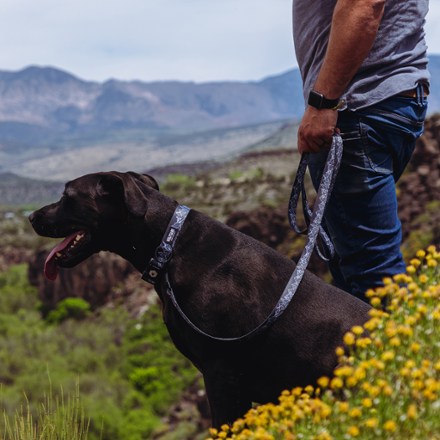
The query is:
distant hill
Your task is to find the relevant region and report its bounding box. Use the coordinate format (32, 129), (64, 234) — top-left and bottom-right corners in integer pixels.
(1, 56), (438, 151)
(0, 172), (63, 206)
(0, 66), (304, 152)
(0, 56), (439, 181)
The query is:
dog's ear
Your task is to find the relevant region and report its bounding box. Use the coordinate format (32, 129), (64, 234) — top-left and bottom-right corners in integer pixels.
(96, 172), (149, 217)
(126, 172), (159, 191)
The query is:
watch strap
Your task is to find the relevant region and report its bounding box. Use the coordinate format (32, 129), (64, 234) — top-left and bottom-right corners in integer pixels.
(308, 90), (343, 110)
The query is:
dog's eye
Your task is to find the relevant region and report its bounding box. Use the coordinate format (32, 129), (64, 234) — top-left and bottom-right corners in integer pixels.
(61, 195), (75, 208)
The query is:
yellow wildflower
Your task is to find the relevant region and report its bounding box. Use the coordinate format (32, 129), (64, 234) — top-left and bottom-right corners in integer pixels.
(335, 346), (345, 357)
(330, 377), (343, 389)
(347, 425), (360, 437)
(335, 365), (353, 377)
(410, 258), (421, 268)
(381, 350), (395, 361)
(343, 332), (356, 346)
(346, 376), (358, 388)
(356, 337), (372, 348)
(410, 342), (421, 353)
(407, 265), (416, 274)
(383, 420), (397, 432)
(416, 249), (426, 259)
(419, 274), (428, 284)
(370, 297), (382, 308)
(349, 408), (362, 418)
(365, 418), (378, 428)
(407, 404), (418, 420)
(365, 288), (376, 298)
(390, 336), (401, 347)
(337, 402), (349, 413)
(382, 385), (393, 396)
(317, 376), (329, 389)
(362, 398), (373, 408)
(351, 325), (364, 335)
(427, 258), (438, 268)
(314, 431), (333, 440)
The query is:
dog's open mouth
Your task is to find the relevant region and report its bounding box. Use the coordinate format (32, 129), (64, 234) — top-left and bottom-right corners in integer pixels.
(44, 230), (91, 280)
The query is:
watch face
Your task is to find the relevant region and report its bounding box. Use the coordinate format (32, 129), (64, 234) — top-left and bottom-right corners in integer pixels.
(308, 91), (324, 109)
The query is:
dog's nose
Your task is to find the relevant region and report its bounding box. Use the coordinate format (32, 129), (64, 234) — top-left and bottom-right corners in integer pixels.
(28, 211), (36, 224)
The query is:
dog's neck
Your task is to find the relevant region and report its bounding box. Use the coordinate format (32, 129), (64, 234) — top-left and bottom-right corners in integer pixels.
(112, 190), (179, 274)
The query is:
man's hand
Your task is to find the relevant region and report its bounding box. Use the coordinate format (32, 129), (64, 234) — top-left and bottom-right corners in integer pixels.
(295, 0), (386, 155)
(297, 107), (338, 154)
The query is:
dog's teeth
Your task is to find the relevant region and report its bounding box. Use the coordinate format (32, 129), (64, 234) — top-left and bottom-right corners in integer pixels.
(56, 252), (62, 257)
(75, 234), (84, 242)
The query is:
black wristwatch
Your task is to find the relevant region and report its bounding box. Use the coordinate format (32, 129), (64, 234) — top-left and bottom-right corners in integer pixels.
(308, 89), (344, 110)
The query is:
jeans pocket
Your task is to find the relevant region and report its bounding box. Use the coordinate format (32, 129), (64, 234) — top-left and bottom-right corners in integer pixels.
(359, 120), (394, 175)
(331, 123), (386, 194)
(358, 97), (428, 180)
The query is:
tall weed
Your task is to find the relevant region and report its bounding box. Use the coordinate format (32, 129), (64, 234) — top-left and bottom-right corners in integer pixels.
(1, 382), (89, 440)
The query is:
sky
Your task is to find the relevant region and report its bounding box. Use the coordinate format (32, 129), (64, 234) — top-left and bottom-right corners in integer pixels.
(0, 0), (439, 84)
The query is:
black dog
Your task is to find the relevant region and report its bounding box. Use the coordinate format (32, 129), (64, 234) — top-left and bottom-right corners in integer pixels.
(29, 171), (371, 427)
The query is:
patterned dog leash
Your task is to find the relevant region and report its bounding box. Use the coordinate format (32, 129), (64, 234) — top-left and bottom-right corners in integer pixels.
(143, 134), (344, 342)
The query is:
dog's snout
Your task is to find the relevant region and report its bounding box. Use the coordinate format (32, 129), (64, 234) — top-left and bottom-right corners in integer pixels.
(28, 209), (46, 230)
(28, 211), (37, 224)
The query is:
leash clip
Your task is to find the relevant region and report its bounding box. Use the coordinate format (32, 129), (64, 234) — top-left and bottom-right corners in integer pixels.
(142, 258), (163, 284)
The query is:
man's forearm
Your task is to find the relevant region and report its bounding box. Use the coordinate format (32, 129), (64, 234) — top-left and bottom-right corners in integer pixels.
(314, 0), (386, 100)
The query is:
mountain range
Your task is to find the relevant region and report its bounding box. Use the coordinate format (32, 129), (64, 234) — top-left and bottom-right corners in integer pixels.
(0, 55), (439, 181)
(0, 66), (304, 148)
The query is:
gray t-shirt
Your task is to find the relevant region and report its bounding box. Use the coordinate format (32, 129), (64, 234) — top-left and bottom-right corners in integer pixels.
(292, 0), (430, 110)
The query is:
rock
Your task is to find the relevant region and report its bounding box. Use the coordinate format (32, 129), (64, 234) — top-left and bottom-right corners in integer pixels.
(27, 250), (155, 316)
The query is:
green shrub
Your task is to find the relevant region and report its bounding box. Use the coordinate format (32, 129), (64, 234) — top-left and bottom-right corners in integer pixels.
(46, 298), (91, 324)
(124, 305), (198, 414)
(402, 200), (440, 261)
(0, 264), (39, 314)
(163, 173), (197, 192)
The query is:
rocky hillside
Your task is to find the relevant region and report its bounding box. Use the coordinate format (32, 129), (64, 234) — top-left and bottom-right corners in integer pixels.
(18, 113), (439, 317)
(397, 115), (440, 257)
(0, 173), (64, 206)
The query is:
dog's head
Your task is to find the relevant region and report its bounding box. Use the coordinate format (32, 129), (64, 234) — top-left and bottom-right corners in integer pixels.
(29, 171), (159, 280)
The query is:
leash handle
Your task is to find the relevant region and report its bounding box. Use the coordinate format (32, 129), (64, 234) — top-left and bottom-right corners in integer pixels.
(288, 141), (341, 261)
(276, 134), (343, 314)
(162, 134), (344, 342)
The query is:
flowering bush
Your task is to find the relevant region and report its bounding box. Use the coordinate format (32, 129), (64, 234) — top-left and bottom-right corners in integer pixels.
(207, 246), (440, 440)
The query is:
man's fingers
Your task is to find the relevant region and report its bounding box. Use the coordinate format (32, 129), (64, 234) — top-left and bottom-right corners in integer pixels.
(298, 133), (330, 154)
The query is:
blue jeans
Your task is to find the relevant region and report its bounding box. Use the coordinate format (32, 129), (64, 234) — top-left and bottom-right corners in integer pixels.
(308, 87), (428, 302)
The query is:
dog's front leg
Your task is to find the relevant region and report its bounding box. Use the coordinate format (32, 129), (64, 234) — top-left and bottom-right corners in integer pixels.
(203, 364), (251, 428)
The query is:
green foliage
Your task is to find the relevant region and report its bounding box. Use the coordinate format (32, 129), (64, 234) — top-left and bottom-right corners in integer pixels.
(0, 209), (48, 249)
(402, 200), (440, 261)
(0, 265), (199, 440)
(124, 306), (198, 414)
(0, 264), (40, 314)
(46, 298), (91, 324)
(1, 382), (90, 440)
(162, 173), (197, 192)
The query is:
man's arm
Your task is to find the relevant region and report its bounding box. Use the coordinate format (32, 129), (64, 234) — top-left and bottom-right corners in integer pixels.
(297, 0), (386, 154)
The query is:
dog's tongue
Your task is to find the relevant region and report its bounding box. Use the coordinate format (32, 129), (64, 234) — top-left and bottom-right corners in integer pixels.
(44, 231), (81, 281)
